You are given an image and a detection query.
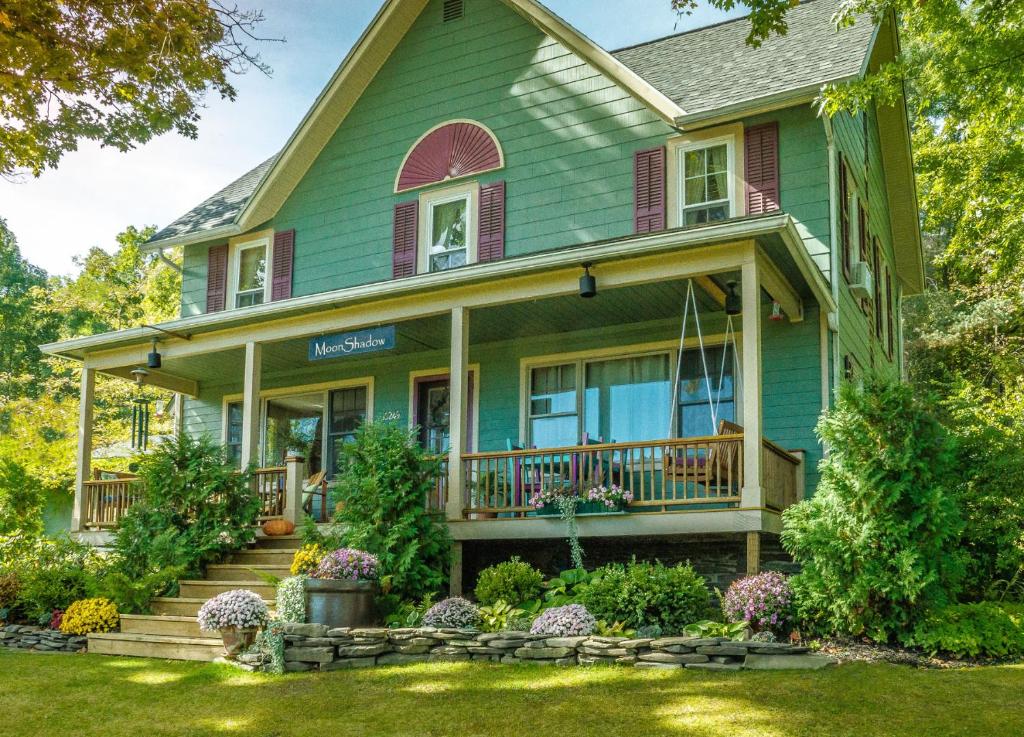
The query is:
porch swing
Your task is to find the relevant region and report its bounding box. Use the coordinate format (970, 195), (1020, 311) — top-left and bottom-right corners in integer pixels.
(665, 278), (744, 497)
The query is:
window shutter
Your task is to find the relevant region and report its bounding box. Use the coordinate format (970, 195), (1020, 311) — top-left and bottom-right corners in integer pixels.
(206, 244), (228, 313)
(477, 181), (506, 262)
(634, 146), (666, 233)
(839, 156), (851, 278)
(392, 201), (418, 278)
(271, 229), (295, 301)
(744, 122), (779, 215)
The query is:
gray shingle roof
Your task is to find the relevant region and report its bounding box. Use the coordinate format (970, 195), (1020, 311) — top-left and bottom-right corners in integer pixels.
(612, 0), (874, 118)
(147, 155), (276, 244)
(149, 0), (875, 246)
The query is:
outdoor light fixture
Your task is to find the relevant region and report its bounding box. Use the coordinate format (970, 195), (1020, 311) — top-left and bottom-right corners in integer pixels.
(147, 339), (162, 369)
(725, 281), (742, 315)
(770, 301), (784, 321)
(579, 263), (597, 299)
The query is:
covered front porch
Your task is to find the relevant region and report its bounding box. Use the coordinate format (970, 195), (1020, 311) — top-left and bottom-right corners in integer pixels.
(58, 220), (831, 571)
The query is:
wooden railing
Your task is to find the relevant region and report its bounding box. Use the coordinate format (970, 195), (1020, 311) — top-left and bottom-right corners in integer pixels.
(427, 456), (449, 514)
(81, 476), (142, 529)
(251, 466), (287, 521)
(762, 440), (802, 511)
(460, 434), (745, 517)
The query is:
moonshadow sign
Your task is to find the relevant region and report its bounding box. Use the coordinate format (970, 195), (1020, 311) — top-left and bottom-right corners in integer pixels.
(308, 325), (396, 361)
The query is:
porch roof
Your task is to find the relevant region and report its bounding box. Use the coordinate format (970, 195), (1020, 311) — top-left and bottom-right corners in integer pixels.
(42, 213), (833, 369)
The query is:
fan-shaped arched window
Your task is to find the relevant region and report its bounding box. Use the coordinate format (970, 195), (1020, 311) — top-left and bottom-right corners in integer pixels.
(395, 120), (503, 193)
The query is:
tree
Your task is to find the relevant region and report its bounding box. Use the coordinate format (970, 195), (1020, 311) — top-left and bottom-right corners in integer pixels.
(0, 0), (277, 178)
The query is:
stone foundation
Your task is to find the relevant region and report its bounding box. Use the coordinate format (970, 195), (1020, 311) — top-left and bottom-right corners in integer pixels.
(267, 624), (834, 673)
(1, 625), (87, 653)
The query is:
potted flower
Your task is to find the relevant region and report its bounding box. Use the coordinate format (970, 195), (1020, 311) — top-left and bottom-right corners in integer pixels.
(197, 589), (269, 660)
(305, 547), (379, 628)
(581, 484), (632, 514)
(529, 486), (579, 517)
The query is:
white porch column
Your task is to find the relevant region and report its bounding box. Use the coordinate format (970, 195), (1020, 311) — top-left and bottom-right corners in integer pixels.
(240, 342), (262, 469)
(283, 454), (308, 525)
(741, 256), (763, 509)
(446, 306), (469, 521)
(71, 366), (96, 533)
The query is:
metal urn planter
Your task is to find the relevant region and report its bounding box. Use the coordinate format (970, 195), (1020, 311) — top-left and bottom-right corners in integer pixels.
(305, 579), (377, 629)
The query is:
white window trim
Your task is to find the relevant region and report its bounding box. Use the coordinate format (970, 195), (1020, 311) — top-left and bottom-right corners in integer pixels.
(227, 229), (274, 310)
(417, 182), (479, 274)
(222, 377), (374, 468)
(517, 336), (743, 447)
(666, 123), (744, 229)
(407, 365), (481, 453)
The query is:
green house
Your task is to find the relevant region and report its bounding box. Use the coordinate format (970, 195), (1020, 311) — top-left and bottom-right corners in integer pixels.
(43, 0), (921, 591)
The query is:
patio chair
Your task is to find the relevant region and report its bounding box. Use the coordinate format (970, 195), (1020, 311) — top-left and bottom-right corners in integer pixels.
(303, 470), (330, 522)
(670, 419), (744, 498)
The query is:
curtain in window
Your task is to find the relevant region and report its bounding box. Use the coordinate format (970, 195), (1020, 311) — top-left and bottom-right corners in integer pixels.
(584, 355), (671, 443)
(529, 364), (577, 447)
(678, 345), (735, 437)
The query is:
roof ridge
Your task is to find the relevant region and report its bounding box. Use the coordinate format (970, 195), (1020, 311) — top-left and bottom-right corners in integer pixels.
(610, 0), (826, 54)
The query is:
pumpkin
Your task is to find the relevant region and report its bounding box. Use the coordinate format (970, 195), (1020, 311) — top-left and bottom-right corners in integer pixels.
(262, 519), (295, 536)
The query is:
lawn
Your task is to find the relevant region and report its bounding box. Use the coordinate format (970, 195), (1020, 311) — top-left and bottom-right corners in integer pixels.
(2, 651), (1022, 737)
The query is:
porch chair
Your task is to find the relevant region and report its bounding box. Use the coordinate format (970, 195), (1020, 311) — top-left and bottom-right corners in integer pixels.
(506, 439), (543, 515)
(303, 470), (330, 523)
(670, 419), (744, 499)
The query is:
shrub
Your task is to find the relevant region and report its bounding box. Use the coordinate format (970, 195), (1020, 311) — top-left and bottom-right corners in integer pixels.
(276, 576), (306, 623)
(93, 568), (184, 615)
(474, 557), (543, 607)
(576, 560), (710, 634)
(782, 376), (965, 642)
(941, 381), (1024, 600)
(0, 571), (21, 611)
(910, 602), (1024, 658)
(197, 589), (269, 631)
(0, 458), (45, 536)
(60, 598), (119, 635)
(332, 423), (450, 605)
(530, 604), (596, 637)
(385, 593), (438, 629)
(422, 597), (480, 629)
(479, 601), (528, 632)
(312, 548), (378, 581)
(15, 534), (103, 621)
(722, 572), (794, 634)
(291, 544), (327, 576)
(110, 434), (260, 582)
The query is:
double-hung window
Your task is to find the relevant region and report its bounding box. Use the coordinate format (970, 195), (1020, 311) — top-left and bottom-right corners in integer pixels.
(427, 193), (469, 272)
(680, 141), (732, 225)
(327, 386), (368, 476)
(234, 240), (268, 308)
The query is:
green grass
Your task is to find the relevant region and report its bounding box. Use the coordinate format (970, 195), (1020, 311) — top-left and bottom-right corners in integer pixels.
(2, 650), (1022, 737)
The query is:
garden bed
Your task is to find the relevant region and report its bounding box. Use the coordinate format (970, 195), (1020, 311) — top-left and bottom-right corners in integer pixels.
(817, 638), (1024, 669)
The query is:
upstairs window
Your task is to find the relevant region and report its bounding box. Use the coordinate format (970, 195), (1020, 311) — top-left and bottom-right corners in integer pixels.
(679, 140), (733, 225)
(233, 239), (268, 308)
(428, 193), (469, 271)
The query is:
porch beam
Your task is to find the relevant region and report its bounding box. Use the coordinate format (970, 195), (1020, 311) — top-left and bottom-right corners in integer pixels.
(82, 243), (750, 372)
(756, 249), (804, 322)
(240, 342), (262, 469)
(103, 366), (199, 398)
(740, 251), (764, 509)
(695, 275), (727, 308)
(447, 306), (469, 522)
(71, 367), (96, 533)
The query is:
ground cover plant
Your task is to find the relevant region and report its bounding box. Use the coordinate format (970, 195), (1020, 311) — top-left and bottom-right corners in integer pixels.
(1, 651), (1022, 737)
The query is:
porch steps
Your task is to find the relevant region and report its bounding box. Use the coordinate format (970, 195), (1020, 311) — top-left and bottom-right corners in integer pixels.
(88, 632), (225, 661)
(88, 534), (291, 661)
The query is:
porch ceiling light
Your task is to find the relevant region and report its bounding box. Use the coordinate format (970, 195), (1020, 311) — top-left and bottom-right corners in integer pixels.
(725, 281), (742, 315)
(579, 262), (597, 299)
(147, 339), (161, 369)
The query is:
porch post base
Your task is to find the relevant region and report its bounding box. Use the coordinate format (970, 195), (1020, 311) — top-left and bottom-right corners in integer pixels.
(745, 531), (761, 576)
(449, 541), (463, 597)
(283, 455), (307, 525)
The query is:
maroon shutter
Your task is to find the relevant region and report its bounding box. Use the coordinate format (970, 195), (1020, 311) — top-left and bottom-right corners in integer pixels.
(839, 156), (851, 278)
(477, 181), (506, 262)
(392, 201), (418, 278)
(206, 244), (228, 313)
(634, 146), (666, 233)
(744, 122), (780, 215)
(271, 229), (295, 301)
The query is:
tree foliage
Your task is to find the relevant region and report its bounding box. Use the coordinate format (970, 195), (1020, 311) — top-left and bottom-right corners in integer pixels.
(0, 0), (276, 177)
(332, 423), (451, 608)
(782, 377), (965, 641)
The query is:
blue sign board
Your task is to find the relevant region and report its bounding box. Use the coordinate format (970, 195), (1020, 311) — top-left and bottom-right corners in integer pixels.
(308, 325), (396, 361)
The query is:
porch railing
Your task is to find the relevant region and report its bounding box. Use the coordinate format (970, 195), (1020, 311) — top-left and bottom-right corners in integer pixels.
(251, 466), (287, 521)
(762, 440), (802, 511)
(460, 434), (746, 517)
(427, 456), (449, 514)
(81, 476), (142, 529)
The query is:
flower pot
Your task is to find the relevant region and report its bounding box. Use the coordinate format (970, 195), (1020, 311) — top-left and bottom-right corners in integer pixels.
(304, 578), (377, 629)
(218, 626), (258, 660)
(578, 500), (628, 515)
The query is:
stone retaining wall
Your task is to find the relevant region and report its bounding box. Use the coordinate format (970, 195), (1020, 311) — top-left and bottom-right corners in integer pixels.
(270, 624), (835, 672)
(1, 625), (87, 653)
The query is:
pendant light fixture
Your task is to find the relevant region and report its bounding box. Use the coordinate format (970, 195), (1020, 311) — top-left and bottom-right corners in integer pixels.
(725, 281), (742, 315)
(579, 262), (597, 299)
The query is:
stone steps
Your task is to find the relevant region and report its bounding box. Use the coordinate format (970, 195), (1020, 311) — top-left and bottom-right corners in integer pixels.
(88, 632), (225, 661)
(178, 579), (277, 599)
(205, 564), (293, 582)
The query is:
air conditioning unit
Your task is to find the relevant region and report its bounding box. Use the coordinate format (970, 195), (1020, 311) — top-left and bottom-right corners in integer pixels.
(849, 261), (873, 300)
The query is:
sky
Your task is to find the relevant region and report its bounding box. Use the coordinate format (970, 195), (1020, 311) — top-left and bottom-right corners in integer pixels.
(2, 1), (745, 276)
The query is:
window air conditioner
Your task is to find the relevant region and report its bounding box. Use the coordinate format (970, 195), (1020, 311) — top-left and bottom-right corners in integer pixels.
(849, 261), (873, 300)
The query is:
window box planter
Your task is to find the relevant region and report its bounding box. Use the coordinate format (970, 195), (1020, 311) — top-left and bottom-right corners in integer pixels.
(305, 579), (377, 629)
(536, 499), (629, 516)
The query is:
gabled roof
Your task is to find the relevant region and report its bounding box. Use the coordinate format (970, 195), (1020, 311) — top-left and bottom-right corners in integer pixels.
(145, 0), (880, 251)
(613, 0), (876, 127)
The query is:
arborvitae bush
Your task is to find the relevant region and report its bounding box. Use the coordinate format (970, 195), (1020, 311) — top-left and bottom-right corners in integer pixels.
(474, 557), (543, 607)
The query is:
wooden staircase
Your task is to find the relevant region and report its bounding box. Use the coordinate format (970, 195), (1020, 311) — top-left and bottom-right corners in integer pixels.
(88, 534), (299, 661)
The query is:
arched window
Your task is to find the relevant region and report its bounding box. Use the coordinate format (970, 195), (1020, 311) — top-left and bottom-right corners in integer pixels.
(395, 120), (503, 193)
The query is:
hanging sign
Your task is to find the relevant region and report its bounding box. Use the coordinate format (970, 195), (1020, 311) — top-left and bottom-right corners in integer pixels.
(308, 325), (396, 361)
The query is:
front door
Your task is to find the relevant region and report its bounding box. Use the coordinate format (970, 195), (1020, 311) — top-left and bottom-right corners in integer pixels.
(414, 373), (474, 453)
